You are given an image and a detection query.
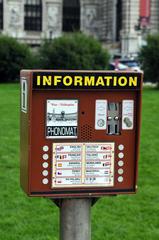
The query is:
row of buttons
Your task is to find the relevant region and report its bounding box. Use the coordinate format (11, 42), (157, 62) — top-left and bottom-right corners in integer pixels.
(117, 144), (124, 183)
(42, 145), (49, 185)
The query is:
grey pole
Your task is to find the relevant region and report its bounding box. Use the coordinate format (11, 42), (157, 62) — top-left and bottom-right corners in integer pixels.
(60, 198), (92, 240)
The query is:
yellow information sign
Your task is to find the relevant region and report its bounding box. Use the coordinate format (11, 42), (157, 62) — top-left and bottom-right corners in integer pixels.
(33, 71), (142, 90)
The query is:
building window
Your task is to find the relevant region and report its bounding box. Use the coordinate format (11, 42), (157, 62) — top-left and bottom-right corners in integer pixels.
(24, 0), (42, 31)
(63, 0), (80, 32)
(0, 0), (3, 30)
(116, 0), (122, 41)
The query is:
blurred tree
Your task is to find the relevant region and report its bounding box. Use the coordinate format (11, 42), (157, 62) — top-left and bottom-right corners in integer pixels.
(38, 33), (110, 70)
(0, 35), (35, 82)
(139, 34), (159, 87)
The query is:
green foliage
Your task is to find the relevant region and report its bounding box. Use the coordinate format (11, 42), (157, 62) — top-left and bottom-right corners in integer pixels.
(1, 84), (159, 239)
(139, 34), (159, 86)
(38, 33), (110, 70)
(0, 36), (35, 83)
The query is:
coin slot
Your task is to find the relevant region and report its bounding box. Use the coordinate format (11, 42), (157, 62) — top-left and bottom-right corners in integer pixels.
(115, 124), (118, 134)
(107, 102), (121, 135)
(108, 124), (111, 134)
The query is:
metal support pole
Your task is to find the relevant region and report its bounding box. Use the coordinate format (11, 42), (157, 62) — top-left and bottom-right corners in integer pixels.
(60, 198), (92, 240)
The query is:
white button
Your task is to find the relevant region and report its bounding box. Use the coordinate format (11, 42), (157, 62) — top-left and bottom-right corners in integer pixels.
(43, 162), (49, 168)
(118, 144), (124, 151)
(42, 170), (48, 176)
(118, 160), (124, 167)
(118, 176), (123, 183)
(43, 154), (49, 160)
(43, 145), (49, 152)
(118, 152), (124, 159)
(42, 178), (49, 184)
(118, 168), (124, 175)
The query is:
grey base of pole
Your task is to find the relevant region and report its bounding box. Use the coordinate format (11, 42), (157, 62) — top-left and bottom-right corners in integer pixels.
(60, 198), (92, 240)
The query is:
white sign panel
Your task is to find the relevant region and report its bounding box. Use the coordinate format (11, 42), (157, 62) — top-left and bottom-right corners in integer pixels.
(122, 100), (134, 130)
(95, 100), (107, 130)
(85, 177), (110, 184)
(52, 142), (114, 188)
(56, 178), (82, 185)
(57, 161), (82, 169)
(46, 99), (78, 139)
(21, 77), (27, 113)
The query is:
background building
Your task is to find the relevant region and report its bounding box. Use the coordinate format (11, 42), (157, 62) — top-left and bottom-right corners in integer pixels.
(0, 0), (158, 56)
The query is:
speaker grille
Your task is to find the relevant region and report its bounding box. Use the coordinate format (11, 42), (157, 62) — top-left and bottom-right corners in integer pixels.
(80, 124), (93, 141)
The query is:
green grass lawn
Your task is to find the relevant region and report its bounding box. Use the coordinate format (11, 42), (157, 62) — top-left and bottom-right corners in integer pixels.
(0, 84), (159, 240)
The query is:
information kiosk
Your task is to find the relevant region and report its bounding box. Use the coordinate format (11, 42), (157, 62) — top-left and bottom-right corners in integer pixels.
(20, 70), (143, 198)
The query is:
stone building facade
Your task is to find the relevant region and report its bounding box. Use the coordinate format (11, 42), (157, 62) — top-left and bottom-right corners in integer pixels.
(150, 0), (159, 33)
(0, 0), (159, 55)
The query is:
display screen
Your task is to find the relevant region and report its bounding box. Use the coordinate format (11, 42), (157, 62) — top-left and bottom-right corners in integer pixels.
(46, 99), (78, 139)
